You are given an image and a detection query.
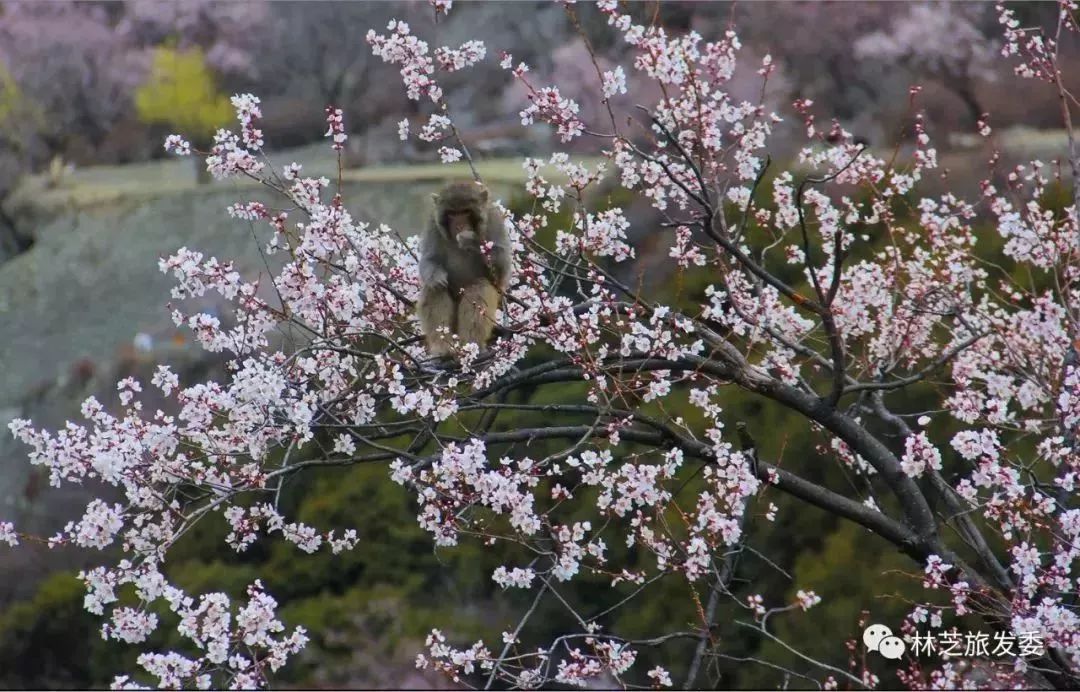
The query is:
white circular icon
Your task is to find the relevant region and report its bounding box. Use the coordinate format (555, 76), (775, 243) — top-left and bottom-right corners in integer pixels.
(863, 623), (892, 651)
(878, 635), (906, 660)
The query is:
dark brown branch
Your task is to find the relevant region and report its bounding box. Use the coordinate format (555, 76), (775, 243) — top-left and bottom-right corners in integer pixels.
(842, 331), (990, 395)
(470, 417), (925, 560)
(866, 392), (1014, 593)
(636, 106), (712, 210)
(707, 213), (827, 315)
(793, 146), (866, 407)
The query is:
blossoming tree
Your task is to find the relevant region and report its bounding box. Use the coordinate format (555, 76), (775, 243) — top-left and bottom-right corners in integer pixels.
(4, 1), (1080, 689)
(854, 2), (998, 127)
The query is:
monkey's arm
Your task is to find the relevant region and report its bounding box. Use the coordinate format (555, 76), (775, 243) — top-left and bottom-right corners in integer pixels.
(419, 225), (449, 288)
(486, 207), (512, 288)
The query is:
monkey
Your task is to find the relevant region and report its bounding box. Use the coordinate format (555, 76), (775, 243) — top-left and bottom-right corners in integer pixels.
(417, 180), (512, 357)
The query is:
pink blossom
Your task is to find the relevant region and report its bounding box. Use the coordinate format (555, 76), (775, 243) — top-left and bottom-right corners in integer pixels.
(324, 106), (346, 151)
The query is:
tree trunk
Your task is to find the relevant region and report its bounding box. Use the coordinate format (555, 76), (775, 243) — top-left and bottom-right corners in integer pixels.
(194, 155), (211, 185)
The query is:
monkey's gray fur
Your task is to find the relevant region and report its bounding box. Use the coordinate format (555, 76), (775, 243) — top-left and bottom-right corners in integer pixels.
(417, 181), (512, 356)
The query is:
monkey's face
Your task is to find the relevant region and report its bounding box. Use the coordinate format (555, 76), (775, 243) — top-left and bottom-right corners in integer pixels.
(442, 208), (481, 242)
(433, 180), (490, 247)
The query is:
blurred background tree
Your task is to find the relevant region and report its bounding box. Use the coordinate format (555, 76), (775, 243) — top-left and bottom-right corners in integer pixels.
(134, 46), (232, 183)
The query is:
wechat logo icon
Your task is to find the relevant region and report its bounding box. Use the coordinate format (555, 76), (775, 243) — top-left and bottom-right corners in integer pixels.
(864, 623), (906, 660)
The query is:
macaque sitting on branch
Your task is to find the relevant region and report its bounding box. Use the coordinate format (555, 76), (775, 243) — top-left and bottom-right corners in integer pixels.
(417, 180), (511, 357)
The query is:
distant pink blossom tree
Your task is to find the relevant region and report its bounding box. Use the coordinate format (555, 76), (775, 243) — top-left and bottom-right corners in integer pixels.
(118, 0), (268, 79)
(0, 1), (265, 157)
(4, 1), (1080, 689)
(854, 2), (998, 125)
(0, 2), (142, 151)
